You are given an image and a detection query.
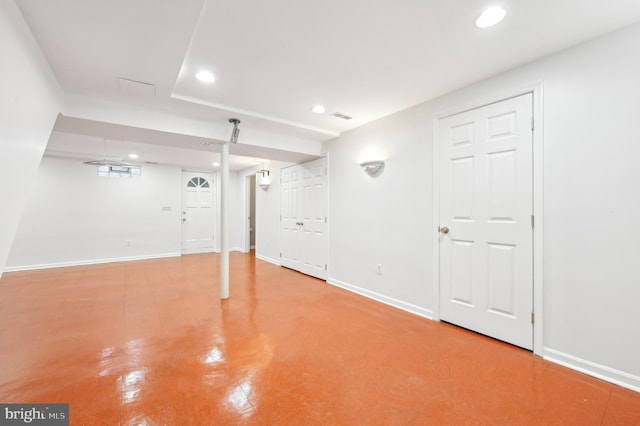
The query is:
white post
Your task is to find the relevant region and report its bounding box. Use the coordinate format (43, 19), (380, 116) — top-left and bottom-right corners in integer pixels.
(220, 141), (229, 299)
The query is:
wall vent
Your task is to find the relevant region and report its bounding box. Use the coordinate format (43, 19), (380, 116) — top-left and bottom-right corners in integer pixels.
(330, 112), (352, 120)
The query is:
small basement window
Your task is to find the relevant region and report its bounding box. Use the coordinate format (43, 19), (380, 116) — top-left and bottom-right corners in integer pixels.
(97, 164), (142, 178)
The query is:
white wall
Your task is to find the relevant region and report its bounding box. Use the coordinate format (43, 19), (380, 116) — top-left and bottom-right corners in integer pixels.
(5, 155), (291, 269)
(255, 161), (294, 265)
(325, 109), (433, 317)
(324, 23), (640, 390)
(0, 0), (63, 278)
(227, 170), (244, 251)
(6, 156), (182, 269)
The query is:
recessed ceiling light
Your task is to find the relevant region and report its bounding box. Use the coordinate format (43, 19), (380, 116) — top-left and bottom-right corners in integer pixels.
(475, 6), (506, 28)
(195, 70), (215, 83)
(128, 153), (139, 159)
(311, 105), (326, 114)
(212, 162), (220, 167)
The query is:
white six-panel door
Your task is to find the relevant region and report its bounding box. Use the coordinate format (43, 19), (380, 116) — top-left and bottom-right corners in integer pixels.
(281, 158), (327, 280)
(281, 166), (302, 270)
(438, 93), (533, 350)
(299, 160), (328, 279)
(181, 171), (215, 254)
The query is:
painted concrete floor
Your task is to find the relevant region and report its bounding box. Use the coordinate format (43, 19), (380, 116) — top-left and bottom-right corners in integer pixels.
(0, 252), (638, 425)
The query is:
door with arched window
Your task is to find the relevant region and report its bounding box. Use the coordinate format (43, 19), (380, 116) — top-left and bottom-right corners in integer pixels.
(181, 171), (215, 254)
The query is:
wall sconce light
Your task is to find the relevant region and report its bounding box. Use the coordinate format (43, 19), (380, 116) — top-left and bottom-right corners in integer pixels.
(256, 169), (271, 190)
(360, 160), (385, 177)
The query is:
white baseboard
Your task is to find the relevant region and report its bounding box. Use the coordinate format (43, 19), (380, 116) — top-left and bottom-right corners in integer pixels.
(544, 347), (640, 392)
(255, 254), (281, 266)
(3, 252), (181, 273)
(327, 278), (433, 320)
(181, 247), (215, 255)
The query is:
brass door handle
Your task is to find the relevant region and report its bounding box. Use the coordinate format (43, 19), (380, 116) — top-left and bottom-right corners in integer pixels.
(439, 226), (449, 234)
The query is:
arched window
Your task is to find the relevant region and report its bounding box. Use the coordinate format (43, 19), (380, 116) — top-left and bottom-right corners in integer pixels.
(187, 177), (210, 188)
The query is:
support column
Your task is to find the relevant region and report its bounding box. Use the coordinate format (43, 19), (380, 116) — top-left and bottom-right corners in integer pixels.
(220, 141), (229, 299)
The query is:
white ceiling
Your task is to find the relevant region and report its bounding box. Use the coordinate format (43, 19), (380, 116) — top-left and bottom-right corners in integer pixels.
(15, 0), (640, 169)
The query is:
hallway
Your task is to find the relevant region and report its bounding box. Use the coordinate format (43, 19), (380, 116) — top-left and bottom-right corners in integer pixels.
(0, 253), (638, 425)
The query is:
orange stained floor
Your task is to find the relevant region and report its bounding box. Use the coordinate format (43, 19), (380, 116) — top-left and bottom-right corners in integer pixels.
(0, 253), (639, 425)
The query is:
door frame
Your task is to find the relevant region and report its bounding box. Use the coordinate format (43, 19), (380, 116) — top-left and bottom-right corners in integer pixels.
(432, 81), (544, 356)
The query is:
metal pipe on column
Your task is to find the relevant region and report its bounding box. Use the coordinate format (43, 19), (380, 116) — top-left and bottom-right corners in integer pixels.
(220, 118), (240, 299)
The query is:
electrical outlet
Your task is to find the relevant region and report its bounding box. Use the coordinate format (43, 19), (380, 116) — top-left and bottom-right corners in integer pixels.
(127, 240), (132, 246)
(376, 263), (383, 275)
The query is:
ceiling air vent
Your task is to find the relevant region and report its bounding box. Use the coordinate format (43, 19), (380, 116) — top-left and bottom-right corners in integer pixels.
(330, 112), (352, 120)
(118, 77), (156, 97)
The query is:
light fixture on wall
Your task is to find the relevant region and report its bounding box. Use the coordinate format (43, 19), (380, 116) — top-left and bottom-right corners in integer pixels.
(256, 168), (271, 191)
(360, 160), (385, 177)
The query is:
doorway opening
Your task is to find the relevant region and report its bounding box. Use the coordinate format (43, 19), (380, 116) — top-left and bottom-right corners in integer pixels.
(245, 174), (256, 253)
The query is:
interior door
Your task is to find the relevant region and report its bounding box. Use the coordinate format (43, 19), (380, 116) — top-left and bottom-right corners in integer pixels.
(281, 158), (327, 280)
(438, 93), (533, 350)
(281, 165), (301, 270)
(299, 159), (327, 279)
(182, 171), (215, 254)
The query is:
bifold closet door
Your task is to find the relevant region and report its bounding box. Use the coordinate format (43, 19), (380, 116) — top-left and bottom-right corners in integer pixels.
(281, 158), (327, 280)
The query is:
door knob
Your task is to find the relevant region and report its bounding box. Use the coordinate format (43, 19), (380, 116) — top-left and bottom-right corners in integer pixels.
(439, 226), (449, 234)
(182, 218), (187, 223)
